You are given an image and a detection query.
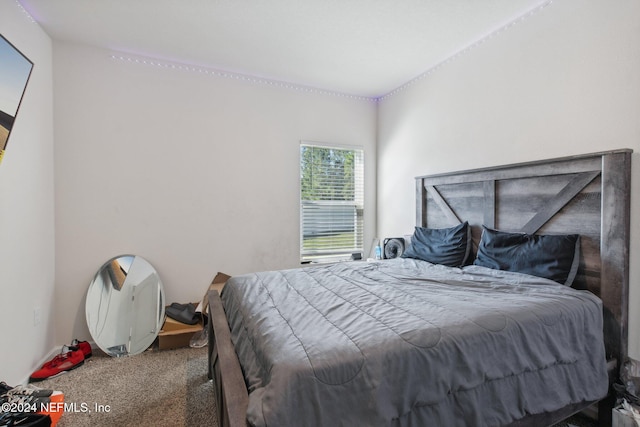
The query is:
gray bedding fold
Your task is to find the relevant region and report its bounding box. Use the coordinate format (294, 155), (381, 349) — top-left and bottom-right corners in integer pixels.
(221, 258), (608, 427)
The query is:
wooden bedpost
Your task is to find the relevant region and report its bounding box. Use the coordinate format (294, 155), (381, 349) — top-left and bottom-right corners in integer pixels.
(597, 151), (632, 427)
(600, 150), (631, 369)
(208, 290), (249, 427)
(416, 177), (426, 227)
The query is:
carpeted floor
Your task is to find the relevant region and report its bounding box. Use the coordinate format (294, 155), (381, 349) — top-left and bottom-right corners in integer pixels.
(33, 346), (597, 427)
(35, 347), (217, 427)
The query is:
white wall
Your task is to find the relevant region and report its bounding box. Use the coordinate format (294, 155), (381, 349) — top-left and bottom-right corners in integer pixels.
(53, 42), (377, 343)
(0, 3), (55, 384)
(378, 0), (640, 357)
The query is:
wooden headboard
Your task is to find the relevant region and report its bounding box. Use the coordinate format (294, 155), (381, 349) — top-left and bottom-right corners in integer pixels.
(415, 149), (631, 372)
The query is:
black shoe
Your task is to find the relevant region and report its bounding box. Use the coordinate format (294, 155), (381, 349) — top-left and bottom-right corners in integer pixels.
(0, 413), (52, 426)
(1, 393), (50, 410)
(166, 303), (199, 324)
(5, 384), (53, 398)
(0, 381), (13, 395)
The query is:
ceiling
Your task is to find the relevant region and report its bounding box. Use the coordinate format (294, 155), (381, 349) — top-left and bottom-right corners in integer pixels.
(19, 0), (548, 98)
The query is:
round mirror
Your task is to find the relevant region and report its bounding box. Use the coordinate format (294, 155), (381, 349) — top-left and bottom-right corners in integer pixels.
(85, 255), (165, 357)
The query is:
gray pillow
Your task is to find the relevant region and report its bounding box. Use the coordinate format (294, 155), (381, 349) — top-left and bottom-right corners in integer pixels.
(473, 226), (581, 286)
(402, 222), (471, 267)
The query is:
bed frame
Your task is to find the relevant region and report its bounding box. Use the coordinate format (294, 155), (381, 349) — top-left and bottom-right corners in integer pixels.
(208, 149), (632, 427)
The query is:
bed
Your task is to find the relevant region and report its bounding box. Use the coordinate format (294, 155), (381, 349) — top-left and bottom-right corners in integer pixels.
(208, 149), (632, 427)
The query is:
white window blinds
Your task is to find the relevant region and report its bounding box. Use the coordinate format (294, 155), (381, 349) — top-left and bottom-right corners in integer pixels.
(300, 143), (364, 262)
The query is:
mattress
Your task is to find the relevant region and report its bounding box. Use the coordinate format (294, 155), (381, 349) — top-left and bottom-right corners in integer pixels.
(221, 258), (608, 427)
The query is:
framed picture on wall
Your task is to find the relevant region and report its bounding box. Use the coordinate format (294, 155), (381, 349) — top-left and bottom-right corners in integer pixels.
(0, 33), (34, 166)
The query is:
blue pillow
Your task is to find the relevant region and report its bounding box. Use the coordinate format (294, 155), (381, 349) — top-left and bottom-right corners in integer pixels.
(473, 226), (581, 286)
(402, 222), (471, 267)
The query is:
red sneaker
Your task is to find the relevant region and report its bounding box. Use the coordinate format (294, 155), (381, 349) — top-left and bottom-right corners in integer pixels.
(29, 349), (85, 382)
(70, 339), (92, 359)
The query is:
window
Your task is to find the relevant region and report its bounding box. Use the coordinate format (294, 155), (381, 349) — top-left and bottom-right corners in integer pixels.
(300, 143), (364, 262)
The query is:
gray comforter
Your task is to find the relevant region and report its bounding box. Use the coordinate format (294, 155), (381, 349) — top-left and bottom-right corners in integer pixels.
(221, 258), (608, 427)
